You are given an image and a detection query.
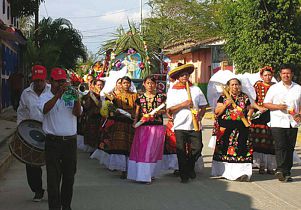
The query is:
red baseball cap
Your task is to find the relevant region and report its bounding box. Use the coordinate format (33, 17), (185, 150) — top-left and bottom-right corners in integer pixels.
(32, 65), (47, 81)
(50, 68), (67, 80)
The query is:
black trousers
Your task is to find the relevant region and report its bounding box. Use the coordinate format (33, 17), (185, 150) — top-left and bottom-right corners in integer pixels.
(26, 164), (43, 193)
(174, 130), (203, 180)
(271, 127), (297, 176)
(45, 135), (77, 210)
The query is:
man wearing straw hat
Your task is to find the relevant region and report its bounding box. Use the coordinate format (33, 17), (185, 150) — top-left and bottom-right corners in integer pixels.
(166, 63), (207, 183)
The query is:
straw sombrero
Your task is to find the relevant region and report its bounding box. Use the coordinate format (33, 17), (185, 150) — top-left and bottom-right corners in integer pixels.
(168, 63), (194, 79)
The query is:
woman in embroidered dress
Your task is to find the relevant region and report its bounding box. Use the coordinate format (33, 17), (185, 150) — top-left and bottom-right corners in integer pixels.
(104, 76), (138, 179)
(249, 66), (276, 174)
(81, 79), (104, 151)
(127, 76), (166, 184)
(90, 78), (123, 168)
(211, 78), (253, 181)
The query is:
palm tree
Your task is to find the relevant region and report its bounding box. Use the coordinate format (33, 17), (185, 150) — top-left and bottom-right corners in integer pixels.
(23, 17), (87, 73)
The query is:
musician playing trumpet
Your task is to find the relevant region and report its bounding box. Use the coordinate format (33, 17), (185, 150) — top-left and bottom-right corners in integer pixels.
(166, 64), (207, 183)
(39, 68), (82, 210)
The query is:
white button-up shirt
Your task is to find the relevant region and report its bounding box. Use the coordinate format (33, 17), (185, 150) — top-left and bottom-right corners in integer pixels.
(166, 85), (207, 130)
(39, 91), (82, 136)
(264, 81), (301, 128)
(17, 83), (51, 125)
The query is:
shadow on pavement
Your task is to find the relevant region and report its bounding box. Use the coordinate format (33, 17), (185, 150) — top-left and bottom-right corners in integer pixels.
(70, 152), (255, 210)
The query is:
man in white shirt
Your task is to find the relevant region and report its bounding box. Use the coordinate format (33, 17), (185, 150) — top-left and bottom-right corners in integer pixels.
(39, 68), (82, 210)
(17, 64), (50, 202)
(264, 64), (301, 182)
(166, 64), (207, 183)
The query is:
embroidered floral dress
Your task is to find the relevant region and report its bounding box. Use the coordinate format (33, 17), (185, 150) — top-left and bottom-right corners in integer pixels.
(127, 93), (166, 182)
(106, 91), (137, 155)
(136, 93), (165, 125)
(250, 81), (275, 154)
(95, 91), (137, 172)
(213, 93), (252, 163)
(249, 81), (276, 171)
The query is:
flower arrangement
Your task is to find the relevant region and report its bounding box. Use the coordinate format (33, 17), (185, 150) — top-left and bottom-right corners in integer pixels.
(140, 114), (155, 123)
(100, 100), (116, 118)
(127, 48), (136, 55)
(70, 73), (83, 86)
(138, 62), (145, 70)
(114, 59), (123, 69)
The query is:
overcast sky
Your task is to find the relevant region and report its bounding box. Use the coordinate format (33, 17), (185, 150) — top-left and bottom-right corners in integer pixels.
(39, 0), (151, 54)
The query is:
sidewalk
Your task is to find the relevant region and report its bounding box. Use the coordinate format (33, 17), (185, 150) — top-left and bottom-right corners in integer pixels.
(0, 107), (17, 176)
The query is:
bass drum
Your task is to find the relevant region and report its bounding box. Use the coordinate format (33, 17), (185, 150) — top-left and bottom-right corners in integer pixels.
(9, 119), (45, 166)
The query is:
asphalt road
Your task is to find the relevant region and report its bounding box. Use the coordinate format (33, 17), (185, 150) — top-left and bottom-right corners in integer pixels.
(0, 117), (301, 210)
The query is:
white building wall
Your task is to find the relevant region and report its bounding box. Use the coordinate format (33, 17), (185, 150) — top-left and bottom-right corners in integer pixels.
(0, 0), (18, 28)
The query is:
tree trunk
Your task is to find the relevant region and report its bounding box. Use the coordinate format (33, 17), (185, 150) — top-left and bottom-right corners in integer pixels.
(34, 0), (39, 31)
(34, 0), (39, 46)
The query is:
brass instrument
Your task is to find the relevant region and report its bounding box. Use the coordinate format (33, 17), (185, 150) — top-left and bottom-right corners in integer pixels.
(186, 82), (199, 131)
(78, 82), (89, 95)
(222, 86), (250, 127)
(77, 82), (102, 95)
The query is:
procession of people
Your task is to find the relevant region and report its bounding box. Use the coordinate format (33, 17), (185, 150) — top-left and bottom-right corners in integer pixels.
(12, 61), (301, 210)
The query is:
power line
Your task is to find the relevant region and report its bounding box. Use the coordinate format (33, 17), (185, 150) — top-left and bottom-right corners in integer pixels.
(43, 2), (49, 17)
(82, 34), (112, 38)
(81, 27), (130, 38)
(53, 7), (140, 19)
(80, 25), (121, 32)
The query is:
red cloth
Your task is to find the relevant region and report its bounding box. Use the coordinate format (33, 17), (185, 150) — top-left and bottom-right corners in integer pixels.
(172, 82), (192, 90)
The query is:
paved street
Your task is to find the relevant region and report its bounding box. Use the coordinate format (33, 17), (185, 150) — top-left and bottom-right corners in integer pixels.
(0, 116), (300, 210)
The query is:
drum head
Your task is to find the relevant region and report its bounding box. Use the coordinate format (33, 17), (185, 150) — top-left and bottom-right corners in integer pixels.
(18, 120), (45, 150)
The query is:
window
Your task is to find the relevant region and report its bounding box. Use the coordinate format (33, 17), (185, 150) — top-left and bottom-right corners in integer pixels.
(3, 0), (5, 14)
